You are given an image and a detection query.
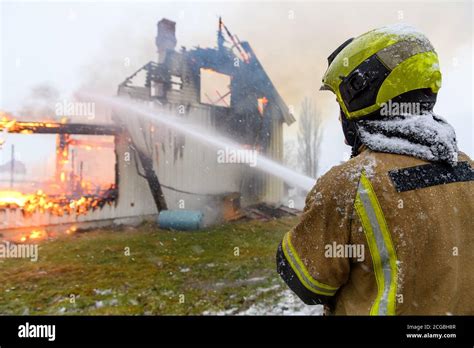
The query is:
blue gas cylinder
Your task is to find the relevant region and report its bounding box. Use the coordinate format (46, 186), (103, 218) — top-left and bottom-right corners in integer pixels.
(158, 210), (203, 230)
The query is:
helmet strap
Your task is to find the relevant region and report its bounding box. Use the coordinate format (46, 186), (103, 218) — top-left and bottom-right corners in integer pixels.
(340, 108), (362, 157)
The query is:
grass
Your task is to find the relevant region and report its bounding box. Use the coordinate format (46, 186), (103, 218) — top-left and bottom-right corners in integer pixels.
(0, 217), (298, 315)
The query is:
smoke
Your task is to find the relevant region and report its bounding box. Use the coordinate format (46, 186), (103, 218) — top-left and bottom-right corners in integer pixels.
(71, 1), (471, 163)
(2, 1), (471, 175)
(14, 83), (60, 121)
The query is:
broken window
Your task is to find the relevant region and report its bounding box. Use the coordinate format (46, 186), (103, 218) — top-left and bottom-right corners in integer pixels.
(170, 75), (183, 91)
(199, 68), (231, 107)
(150, 81), (164, 97)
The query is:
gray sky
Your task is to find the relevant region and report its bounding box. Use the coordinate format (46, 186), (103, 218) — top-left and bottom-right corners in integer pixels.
(0, 0), (472, 175)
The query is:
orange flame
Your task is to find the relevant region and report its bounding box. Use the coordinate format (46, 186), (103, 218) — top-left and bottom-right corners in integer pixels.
(0, 112), (117, 228)
(66, 225), (77, 235)
(18, 229), (48, 243)
(0, 188), (115, 217)
(257, 97), (269, 116)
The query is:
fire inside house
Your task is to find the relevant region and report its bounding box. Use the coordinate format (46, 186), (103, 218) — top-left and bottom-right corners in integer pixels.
(0, 18), (295, 241)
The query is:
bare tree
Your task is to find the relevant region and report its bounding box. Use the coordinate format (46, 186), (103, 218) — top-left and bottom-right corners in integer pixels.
(297, 97), (323, 178)
(283, 138), (298, 171)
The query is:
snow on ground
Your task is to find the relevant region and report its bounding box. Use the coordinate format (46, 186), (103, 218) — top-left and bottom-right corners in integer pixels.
(203, 289), (324, 316)
(238, 290), (324, 315)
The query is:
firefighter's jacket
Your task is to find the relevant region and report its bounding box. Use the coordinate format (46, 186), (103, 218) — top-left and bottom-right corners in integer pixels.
(277, 148), (474, 315)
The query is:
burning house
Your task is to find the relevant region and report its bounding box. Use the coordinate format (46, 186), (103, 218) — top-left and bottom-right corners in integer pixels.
(114, 18), (295, 219)
(0, 118), (121, 241)
(0, 18), (294, 240)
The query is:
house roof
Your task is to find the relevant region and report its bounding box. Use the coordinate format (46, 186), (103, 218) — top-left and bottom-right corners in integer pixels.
(240, 42), (295, 125)
(184, 44), (295, 125)
(118, 23), (295, 126)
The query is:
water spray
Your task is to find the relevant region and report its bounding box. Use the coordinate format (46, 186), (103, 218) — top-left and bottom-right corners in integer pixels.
(84, 94), (316, 192)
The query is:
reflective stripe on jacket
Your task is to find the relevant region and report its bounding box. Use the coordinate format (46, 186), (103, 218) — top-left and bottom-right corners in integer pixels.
(278, 148), (474, 315)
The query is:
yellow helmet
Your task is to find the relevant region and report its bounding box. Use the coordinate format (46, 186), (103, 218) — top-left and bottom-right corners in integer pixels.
(321, 24), (442, 120)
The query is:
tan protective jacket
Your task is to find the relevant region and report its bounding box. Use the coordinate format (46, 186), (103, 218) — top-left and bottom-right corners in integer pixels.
(282, 148), (473, 315)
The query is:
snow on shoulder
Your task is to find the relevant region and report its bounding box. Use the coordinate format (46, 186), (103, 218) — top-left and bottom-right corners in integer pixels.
(358, 112), (458, 164)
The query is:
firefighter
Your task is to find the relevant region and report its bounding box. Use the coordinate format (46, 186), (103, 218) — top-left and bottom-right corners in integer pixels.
(277, 25), (474, 315)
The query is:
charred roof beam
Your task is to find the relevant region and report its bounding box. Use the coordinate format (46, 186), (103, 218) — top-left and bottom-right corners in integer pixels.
(0, 121), (121, 135)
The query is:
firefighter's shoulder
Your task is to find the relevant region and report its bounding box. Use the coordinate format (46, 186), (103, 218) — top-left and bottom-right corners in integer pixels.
(305, 148), (378, 209)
